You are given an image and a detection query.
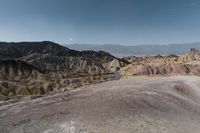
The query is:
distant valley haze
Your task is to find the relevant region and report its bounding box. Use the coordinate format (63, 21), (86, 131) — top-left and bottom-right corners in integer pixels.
(65, 42), (200, 57)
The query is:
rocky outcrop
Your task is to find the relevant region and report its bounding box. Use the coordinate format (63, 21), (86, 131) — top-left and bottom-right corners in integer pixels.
(104, 59), (129, 72)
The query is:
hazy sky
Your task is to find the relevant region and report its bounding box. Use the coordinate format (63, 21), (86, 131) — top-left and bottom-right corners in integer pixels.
(0, 0), (200, 45)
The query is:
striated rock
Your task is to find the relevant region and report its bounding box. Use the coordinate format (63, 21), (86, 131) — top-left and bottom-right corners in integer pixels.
(120, 63), (200, 76)
(121, 48), (200, 76)
(0, 60), (41, 80)
(104, 59), (129, 72)
(123, 54), (179, 65)
(20, 53), (107, 74)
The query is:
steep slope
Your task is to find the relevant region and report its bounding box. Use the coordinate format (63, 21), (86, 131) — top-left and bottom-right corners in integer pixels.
(0, 60), (43, 98)
(20, 53), (107, 73)
(0, 60), (41, 80)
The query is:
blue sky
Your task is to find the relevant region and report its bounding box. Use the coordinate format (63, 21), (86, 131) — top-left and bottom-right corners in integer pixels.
(0, 0), (200, 45)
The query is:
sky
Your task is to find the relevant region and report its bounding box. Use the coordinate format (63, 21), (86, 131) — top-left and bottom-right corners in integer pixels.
(0, 0), (200, 45)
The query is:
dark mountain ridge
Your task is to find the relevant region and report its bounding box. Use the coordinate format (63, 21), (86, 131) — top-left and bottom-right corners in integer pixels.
(0, 41), (129, 74)
(0, 41), (116, 60)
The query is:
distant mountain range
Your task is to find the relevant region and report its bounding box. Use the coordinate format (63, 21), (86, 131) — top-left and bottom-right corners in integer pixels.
(65, 43), (200, 57)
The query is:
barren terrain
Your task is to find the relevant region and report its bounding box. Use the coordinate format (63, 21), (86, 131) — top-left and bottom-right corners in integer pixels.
(1, 75), (200, 133)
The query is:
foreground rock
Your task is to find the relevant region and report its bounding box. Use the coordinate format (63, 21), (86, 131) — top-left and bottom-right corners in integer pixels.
(1, 76), (200, 133)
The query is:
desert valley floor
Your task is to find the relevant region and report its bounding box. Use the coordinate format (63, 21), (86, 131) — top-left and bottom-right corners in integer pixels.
(1, 75), (200, 133)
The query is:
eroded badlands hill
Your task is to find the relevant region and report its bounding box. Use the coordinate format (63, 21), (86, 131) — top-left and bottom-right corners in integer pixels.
(0, 41), (128, 98)
(121, 48), (200, 76)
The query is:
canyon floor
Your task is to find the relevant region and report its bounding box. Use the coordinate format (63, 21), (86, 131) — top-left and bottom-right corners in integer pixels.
(1, 75), (200, 133)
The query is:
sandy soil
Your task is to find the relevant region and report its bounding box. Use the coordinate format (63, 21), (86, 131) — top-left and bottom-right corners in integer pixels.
(1, 75), (200, 133)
